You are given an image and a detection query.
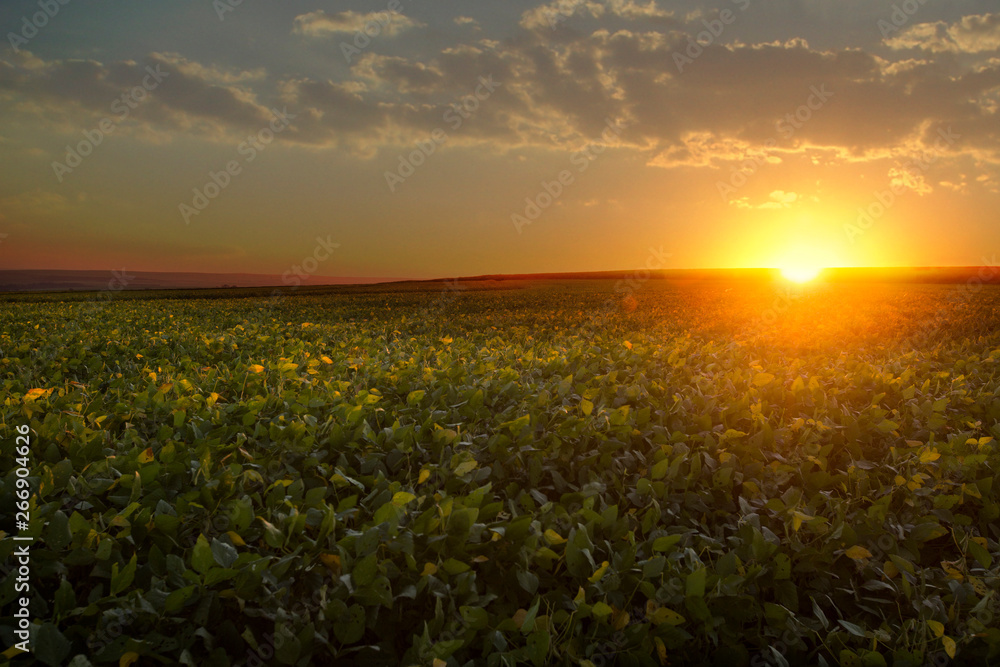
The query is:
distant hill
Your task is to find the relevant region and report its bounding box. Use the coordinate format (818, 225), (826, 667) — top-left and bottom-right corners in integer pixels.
(422, 266), (1000, 285)
(3, 266), (998, 295)
(0, 270), (405, 293)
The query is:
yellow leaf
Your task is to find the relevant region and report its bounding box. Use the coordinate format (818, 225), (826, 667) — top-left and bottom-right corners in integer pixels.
(919, 448), (941, 463)
(650, 607), (686, 626)
(845, 546), (873, 561)
(544, 529), (567, 545)
(589, 561), (610, 583)
(941, 561), (964, 580)
(1, 646), (28, 660)
(512, 609), (528, 629)
(137, 448), (155, 464)
(623, 340), (632, 349)
(321, 356), (333, 364)
(613, 609), (630, 630)
(927, 619), (945, 638)
(792, 511), (814, 532)
(392, 491), (417, 506)
(418, 469), (431, 485)
(319, 553), (341, 576)
(120, 652), (140, 667)
(433, 659), (447, 667)
(719, 451), (732, 464)
(894, 475), (907, 487)
(420, 562), (438, 576)
(24, 387), (53, 402)
(226, 531), (246, 546)
(654, 637), (668, 666)
(753, 372), (775, 387)
(905, 440), (923, 448)
(884, 560), (899, 578)
(249, 364), (265, 374)
(581, 399), (594, 416)
(942, 636), (956, 659)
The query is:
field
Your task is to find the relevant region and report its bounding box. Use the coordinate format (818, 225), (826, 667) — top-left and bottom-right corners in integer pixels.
(2, 278), (1000, 666)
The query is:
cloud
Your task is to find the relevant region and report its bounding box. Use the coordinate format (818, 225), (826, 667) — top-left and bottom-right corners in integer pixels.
(454, 16), (480, 29)
(353, 54), (446, 94)
(519, 0), (673, 31)
(729, 190), (799, 209)
(0, 51), (278, 142)
(151, 53), (266, 84)
(606, 0), (673, 21)
(292, 10), (423, 39)
(889, 166), (932, 195)
(0, 189), (73, 218)
(886, 13), (1000, 54)
(3, 12), (1000, 176)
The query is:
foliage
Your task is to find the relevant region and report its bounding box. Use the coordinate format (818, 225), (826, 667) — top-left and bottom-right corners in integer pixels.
(1, 280), (999, 666)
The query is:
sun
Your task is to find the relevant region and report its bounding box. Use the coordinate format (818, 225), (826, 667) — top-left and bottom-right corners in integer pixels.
(773, 237), (838, 283)
(779, 264), (823, 283)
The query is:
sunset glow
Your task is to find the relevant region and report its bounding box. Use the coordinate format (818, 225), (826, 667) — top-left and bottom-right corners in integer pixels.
(0, 3), (997, 276)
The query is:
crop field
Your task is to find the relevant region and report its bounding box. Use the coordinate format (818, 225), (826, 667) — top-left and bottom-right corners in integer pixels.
(2, 278), (1000, 666)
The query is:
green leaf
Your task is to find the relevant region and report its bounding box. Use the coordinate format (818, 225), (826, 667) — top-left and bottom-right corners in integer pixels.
(461, 606), (490, 630)
(34, 623), (71, 666)
(442, 558), (470, 575)
(686, 567), (706, 597)
(773, 553), (791, 580)
(111, 554), (137, 596)
(44, 510), (72, 550)
(191, 534), (214, 575)
(838, 619), (867, 637)
(333, 604), (366, 644)
(591, 601), (613, 620)
(353, 553), (378, 587)
(164, 585), (196, 613)
(521, 598), (541, 632)
(210, 537), (238, 568)
(968, 540), (992, 568)
(652, 535), (681, 552)
(259, 518), (284, 548)
(274, 626), (301, 664)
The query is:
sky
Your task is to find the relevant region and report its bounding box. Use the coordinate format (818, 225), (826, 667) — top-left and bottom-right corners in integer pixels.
(0, 0), (998, 279)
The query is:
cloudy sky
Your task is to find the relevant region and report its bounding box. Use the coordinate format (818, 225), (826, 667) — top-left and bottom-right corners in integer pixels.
(1, 0), (998, 277)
